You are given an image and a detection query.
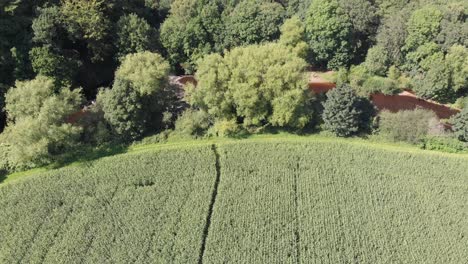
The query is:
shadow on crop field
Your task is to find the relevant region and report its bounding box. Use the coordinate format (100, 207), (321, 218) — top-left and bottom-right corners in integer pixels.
(0, 170), (7, 183)
(51, 144), (129, 169)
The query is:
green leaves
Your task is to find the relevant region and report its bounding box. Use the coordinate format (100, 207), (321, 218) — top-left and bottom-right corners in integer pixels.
(322, 84), (371, 137)
(189, 43), (313, 130)
(116, 14), (157, 60)
(452, 107), (468, 142)
(115, 51), (170, 96)
(2, 76), (84, 169)
(98, 52), (172, 141)
(305, 0), (354, 69)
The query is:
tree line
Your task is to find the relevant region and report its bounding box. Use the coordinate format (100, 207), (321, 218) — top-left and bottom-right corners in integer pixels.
(0, 0), (467, 172)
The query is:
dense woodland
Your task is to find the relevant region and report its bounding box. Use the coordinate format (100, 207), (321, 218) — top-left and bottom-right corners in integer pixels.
(0, 0), (467, 173)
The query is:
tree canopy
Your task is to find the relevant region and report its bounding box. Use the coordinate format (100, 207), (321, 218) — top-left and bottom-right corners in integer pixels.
(186, 43), (314, 130)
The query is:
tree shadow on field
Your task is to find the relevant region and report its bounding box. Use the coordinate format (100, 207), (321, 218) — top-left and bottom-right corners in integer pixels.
(0, 170), (7, 183)
(51, 144), (129, 170)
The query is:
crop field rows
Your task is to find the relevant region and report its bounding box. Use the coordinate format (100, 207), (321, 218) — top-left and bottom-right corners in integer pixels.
(1, 141), (467, 263)
(203, 142), (468, 263)
(0, 146), (218, 263)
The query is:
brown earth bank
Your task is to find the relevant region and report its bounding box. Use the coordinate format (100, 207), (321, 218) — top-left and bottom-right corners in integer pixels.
(307, 72), (460, 120)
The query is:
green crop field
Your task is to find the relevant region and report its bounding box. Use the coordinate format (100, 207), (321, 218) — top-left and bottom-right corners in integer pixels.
(1, 138), (467, 263)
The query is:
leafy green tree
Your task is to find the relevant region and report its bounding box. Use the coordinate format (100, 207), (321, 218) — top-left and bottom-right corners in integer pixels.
(285, 0), (313, 19)
(61, 0), (112, 62)
(116, 13), (157, 60)
(338, 0), (380, 61)
(403, 6), (443, 53)
(29, 46), (81, 87)
(452, 107), (468, 142)
(364, 46), (390, 76)
(404, 42), (444, 72)
(31, 6), (63, 45)
(1, 76), (84, 169)
(305, 0), (354, 69)
(376, 10), (409, 66)
(4, 76), (56, 121)
(445, 45), (468, 92)
(187, 43), (314, 130)
(98, 79), (148, 141)
(160, 0), (224, 72)
(223, 0), (285, 49)
(322, 84), (371, 136)
(279, 16), (308, 59)
(0, 84), (7, 132)
(99, 52), (174, 140)
(115, 51), (170, 96)
(436, 2), (468, 52)
(413, 58), (455, 103)
(185, 53), (232, 119)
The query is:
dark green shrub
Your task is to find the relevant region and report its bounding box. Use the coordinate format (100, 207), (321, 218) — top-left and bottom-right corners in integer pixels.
(422, 135), (468, 153)
(322, 84), (373, 137)
(208, 119), (242, 138)
(174, 109), (212, 138)
(378, 109), (438, 144)
(362, 76), (400, 95)
(97, 79), (147, 141)
(452, 107), (468, 142)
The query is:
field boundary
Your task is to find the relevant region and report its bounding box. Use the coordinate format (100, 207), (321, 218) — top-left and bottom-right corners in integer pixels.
(3, 134), (468, 186)
(198, 144), (222, 264)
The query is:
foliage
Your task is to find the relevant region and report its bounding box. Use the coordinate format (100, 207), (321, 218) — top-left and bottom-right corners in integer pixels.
(0, 145), (217, 263)
(116, 13), (157, 60)
(60, 0), (111, 62)
(376, 10), (409, 66)
(187, 43), (314, 131)
(445, 45), (468, 92)
(115, 51), (170, 96)
(29, 46), (81, 87)
(5, 76), (57, 121)
(403, 6), (443, 53)
(404, 42), (444, 72)
(364, 46), (389, 76)
(413, 59), (455, 103)
(2, 76), (84, 170)
(452, 107), (468, 142)
(208, 119), (241, 138)
(362, 76), (399, 96)
(378, 109), (438, 144)
(322, 84), (371, 137)
(97, 79), (148, 141)
(436, 2), (468, 52)
(173, 109), (212, 138)
(75, 102), (112, 145)
(305, 0), (354, 69)
(160, 0), (224, 72)
(422, 135), (468, 153)
(223, 0), (285, 49)
(278, 16), (308, 59)
(338, 0), (379, 61)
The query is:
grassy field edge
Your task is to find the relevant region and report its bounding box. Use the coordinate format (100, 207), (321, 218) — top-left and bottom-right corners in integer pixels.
(3, 133), (468, 186)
